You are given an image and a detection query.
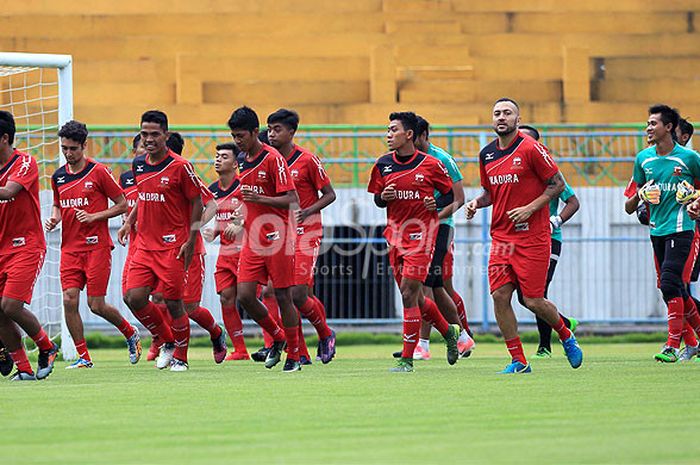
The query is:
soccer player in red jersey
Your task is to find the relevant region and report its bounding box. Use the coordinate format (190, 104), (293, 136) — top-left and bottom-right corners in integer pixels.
(203, 142), (250, 361)
(267, 108), (337, 364)
(228, 106), (302, 372)
(118, 110), (204, 372)
(0, 110), (59, 381)
(368, 111), (461, 373)
(465, 98), (583, 374)
(44, 120), (140, 369)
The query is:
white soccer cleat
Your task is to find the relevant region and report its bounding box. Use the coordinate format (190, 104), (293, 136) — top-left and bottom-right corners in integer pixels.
(156, 342), (175, 370)
(170, 359), (189, 372)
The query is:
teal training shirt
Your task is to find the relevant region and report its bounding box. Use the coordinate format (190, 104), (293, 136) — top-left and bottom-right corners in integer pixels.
(549, 177), (575, 242)
(427, 143), (463, 227)
(633, 143), (700, 236)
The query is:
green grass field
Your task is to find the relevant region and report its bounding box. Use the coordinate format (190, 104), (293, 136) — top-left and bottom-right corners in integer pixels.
(4, 342), (700, 465)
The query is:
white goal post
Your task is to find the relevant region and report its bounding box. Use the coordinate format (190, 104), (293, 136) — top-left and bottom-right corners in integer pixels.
(0, 52), (76, 359)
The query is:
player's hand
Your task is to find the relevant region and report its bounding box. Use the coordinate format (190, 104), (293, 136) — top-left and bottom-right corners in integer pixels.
(638, 179), (661, 205)
(117, 223), (130, 246)
(465, 199), (478, 220)
(550, 215), (563, 231)
(202, 228), (216, 243)
(676, 180), (699, 205)
(75, 209), (95, 223)
(177, 240), (195, 269)
(295, 208), (311, 224)
(688, 199), (700, 220)
(380, 184), (396, 202)
(44, 216), (59, 232)
(223, 218), (244, 240)
(241, 187), (261, 203)
(423, 196), (437, 211)
(507, 206), (534, 224)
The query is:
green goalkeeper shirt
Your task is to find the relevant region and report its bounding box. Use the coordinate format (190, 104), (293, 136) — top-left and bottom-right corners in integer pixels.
(633, 142), (700, 236)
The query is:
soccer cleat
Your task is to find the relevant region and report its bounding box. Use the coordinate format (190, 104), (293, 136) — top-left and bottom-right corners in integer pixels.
(533, 347), (552, 359)
(126, 327), (142, 365)
(562, 335), (583, 369)
(679, 345), (699, 362)
(444, 324), (460, 365)
(389, 358), (414, 373)
(212, 327), (227, 364)
(413, 345), (431, 360)
(392, 350), (402, 359)
(0, 346), (13, 377)
(225, 351), (250, 361)
(458, 335), (475, 359)
(498, 360), (532, 374)
(65, 358), (94, 369)
(250, 347), (270, 363)
(170, 359), (189, 372)
(319, 330), (337, 364)
(654, 346), (680, 363)
(156, 342), (175, 370)
(569, 318), (579, 333)
(10, 370), (37, 381)
(264, 340), (287, 369)
(146, 340), (160, 362)
(36, 342), (59, 380)
(299, 355), (312, 366)
(282, 359), (302, 372)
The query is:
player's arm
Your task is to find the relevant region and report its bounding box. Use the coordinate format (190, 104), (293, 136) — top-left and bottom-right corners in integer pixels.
(465, 189), (492, 220)
(297, 183), (337, 223)
(117, 202), (137, 246)
(438, 179), (465, 220)
(201, 197), (218, 226)
(0, 180), (22, 201)
(242, 188), (299, 209)
(551, 194), (579, 230)
(507, 172), (565, 224)
(625, 196), (640, 215)
(76, 193), (127, 224)
(177, 195), (204, 269)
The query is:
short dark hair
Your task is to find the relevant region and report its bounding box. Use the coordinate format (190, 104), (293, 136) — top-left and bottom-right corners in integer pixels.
(267, 108), (299, 131)
(389, 111), (419, 141)
(58, 120), (89, 145)
(0, 111), (16, 145)
(416, 115), (430, 139)
(216, 142), (239, 152)
(519, 124), (540, 141)
(167, 132), (185, 155)
(648, 104), (680, 133)
(258, 128), (269, 144)
(679, 117), (694, 140)
(132, 133), (141, 151)
(495, 97), (520, 110)
(141, 110), (168, 131)
(227, 106), (259, 132)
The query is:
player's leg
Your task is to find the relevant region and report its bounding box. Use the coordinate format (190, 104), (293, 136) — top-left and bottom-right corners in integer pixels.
(260, 283), (282, 348)
(0, 311), (34, 380)
(0, 338), (13, 377)
(215, 259), (249, 360)
(678, 234), (700, 360)
(415, 287), (433, 361)
(62, 287), (94, 368)
(444, 276), (474, 350)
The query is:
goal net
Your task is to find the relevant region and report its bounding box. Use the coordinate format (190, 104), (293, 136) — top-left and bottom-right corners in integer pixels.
(0, 52), (76, 359)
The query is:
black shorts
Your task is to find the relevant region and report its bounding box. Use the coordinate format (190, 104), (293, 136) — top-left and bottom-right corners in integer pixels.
(650, 230), (695, 287)
(424, 224), (454, 288)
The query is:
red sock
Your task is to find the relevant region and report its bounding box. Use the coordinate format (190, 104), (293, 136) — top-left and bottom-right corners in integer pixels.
(155, 303), (172, 325)
(505, 336), (527, 364)
(298, 298), (332, 339)
(189, 306), (222, 339)
(284, 325), (300, 361)
(116, 318), (135, 339)
(683, 297), (700, 341)
(9, 348), (33, 374)
(682, 322), (698, 347)
(552, 317), (572, 341)
(257, 314), (285, 343)
(401, 306), (421, 358)
(30, 328), (53, 351)
(420, 297), (449, 335)
(452, 291), (471, 334)
(666, 297), (685, 348)
(262, 296), (281, 346)
(133, 301), (174, 343)
(311, 295), (327, 324)
(74, 339), (91, 362)
(297, 323), (310, 359)
(222, 305), (247, 352)
(171, 314), (190, 362)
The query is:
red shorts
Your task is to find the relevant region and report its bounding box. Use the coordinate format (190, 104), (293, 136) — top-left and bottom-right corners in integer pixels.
(126, 248), (186, 300)
(488, 237), (550, 299)
(294, 233), (321, 287)
(0, 249), (45, 304)
(443, 241), (454, 281)
(183, 253), (205, 304)
(237, 245), (295, 289)
(60, 247), (112, 296)
(121, 249), (133, 296)
(215, 253), (240, 294)
(389, 245), (433, 285)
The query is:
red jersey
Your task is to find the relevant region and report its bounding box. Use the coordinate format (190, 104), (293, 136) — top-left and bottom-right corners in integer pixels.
(132, 150), (202, 251)
(286, 145), (331, 232)
(0, 150), (45, 255)
(479, 131), (559, 242)
(119, 169), (138, 251)
(238, 143), (296, 250)
(194, 179), (215, 255)
(51, 159), (123, 252)
(209, 177), (244, 255)
(367, 150), (453, 249)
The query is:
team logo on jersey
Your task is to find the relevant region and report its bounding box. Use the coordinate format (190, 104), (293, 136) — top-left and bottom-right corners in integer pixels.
(266, 231), (280, 241)
(258, 170), (267, 180)
(12, 237), (25, 247)
(673, 166), (683, 177)
(86, 236), (98, 245)
(160, 176), (170, 185)
(162, 234), (176, 244)
(84, 181), (94, 190)
(413, 173), (425, 184)
(291, 169), (299, 179)
(511, 156), (524, 171)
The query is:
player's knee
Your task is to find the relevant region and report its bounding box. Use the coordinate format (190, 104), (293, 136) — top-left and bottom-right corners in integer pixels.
(87, 298), (106, 315)
(274, 288), (293, 307)
(219, 290), (236, 308)
(237, 290), (257, 309)
(290, 286), (307, 308)
(492, 287), (511, 306)
(184, 302), (197, 314)
(62, 289), (79, 309)
(399, 284), (419, 307)
(660, 274), (683, 301)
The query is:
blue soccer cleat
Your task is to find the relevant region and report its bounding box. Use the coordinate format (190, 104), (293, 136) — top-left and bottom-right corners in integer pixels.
(498, 360), (532, 374)
(562, 335), (583, 369)
(65, 358), (94, 369)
